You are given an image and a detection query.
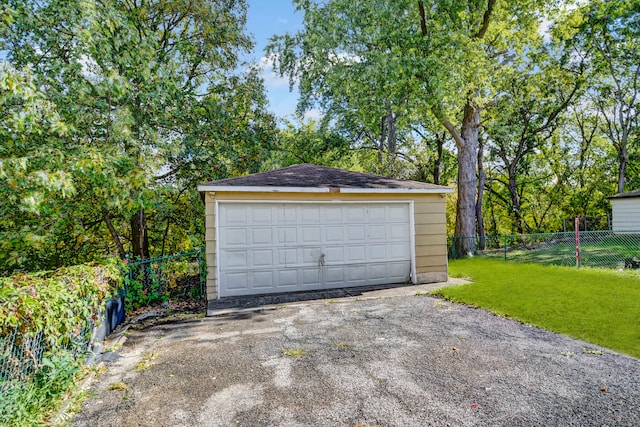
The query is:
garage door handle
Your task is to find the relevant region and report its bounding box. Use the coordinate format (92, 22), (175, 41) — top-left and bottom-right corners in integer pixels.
(319, 254), (326, 266)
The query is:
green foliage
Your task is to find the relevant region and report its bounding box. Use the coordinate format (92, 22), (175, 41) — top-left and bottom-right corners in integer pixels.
(0, 260), (123, 426)
(124, 253), (204, 312)
(435, 258), (640, 358)
(263, 119), (351, 169)
(0, 352), (80, 426)
(1, 0), (276, 272)
(0, 260), (123, 348)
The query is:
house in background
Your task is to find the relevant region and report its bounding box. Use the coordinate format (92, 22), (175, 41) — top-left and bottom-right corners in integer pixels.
(609, 189), (640, 231)
(197, 164), (453, 301)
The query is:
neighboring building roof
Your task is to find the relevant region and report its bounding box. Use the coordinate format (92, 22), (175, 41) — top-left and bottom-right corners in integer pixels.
(609, 189), (640, 199)
(197, 163), (453, 194)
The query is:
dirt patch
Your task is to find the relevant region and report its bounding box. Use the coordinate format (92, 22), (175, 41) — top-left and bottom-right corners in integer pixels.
(73, 293), (640, 426)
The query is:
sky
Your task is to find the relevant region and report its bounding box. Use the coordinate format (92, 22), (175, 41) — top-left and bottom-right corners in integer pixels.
(244, 0), (305, 121)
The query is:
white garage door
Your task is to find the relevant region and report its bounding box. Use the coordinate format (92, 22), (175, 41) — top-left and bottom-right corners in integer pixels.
(217, 202), (412, 297)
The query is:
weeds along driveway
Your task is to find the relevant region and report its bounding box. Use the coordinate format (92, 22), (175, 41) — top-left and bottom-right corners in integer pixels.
(74, 294), (640, 427)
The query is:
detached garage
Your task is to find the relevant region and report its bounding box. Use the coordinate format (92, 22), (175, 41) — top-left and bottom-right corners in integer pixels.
(197, 164), (453, 300)
(609, 189), (640, 231)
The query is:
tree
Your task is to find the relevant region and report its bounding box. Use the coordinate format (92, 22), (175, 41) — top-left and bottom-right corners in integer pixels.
(1, 0), (275, 271)
(483, 45), (582, 234)
(561, 0), (640, 193)
(270, 0), (549, 255)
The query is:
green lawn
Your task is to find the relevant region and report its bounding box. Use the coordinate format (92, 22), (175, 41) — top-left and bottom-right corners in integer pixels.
(433, 258), (640, 358)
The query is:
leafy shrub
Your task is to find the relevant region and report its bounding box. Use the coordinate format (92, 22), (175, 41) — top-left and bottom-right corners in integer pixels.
(0, 259), (123, 425)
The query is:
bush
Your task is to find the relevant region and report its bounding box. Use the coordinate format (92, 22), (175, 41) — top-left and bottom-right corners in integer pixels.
(0, 259), (123, 425)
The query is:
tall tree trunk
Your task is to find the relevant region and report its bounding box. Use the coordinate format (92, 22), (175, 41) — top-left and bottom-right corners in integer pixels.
(378, 114), (387, 163)
(476, 137), (486, 250)
(507, 165), (525, 234)
(433, 132), (444, 185)
(487, 178), (498, 236)
(130, 210), (150, 260)
(448, 103), (480, 257)
(618, 143), (627, 193)
(385, 102), (397, 155)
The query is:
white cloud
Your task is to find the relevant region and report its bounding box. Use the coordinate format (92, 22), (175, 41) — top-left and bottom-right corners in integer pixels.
(303, 108), (323, 121)
(277, 17), (288, 24)
(253, 54), (293, 90)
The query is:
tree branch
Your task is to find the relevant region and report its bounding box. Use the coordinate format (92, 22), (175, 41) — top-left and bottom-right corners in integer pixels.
(475, 0), (497, 39)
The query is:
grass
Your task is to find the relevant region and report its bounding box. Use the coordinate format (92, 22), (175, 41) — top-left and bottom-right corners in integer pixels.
(282, 348), (307, 358)
(477, 233), (640, 268)
(133, 353), (159, 372)
(433, 258), (640, 358)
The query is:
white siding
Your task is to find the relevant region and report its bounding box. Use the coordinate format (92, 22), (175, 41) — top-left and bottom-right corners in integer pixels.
(612, 198), (640, 231)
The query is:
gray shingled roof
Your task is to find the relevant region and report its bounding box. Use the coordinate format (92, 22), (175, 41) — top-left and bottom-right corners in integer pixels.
(609, 189), (640, 199)
(199, 164), (451, 191)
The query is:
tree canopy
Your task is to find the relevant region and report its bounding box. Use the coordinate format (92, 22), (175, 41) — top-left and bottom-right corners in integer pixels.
(1, 0), (638, 272)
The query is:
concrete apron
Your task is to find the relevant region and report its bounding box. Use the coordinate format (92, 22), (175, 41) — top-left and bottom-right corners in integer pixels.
(207, 278), (469, 317)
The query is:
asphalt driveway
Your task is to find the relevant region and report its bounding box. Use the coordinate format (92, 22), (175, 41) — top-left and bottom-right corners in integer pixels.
(73, 285), (640, 427)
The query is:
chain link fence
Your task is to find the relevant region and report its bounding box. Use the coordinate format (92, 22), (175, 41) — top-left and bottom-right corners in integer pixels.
(450, 230), (640, 269)
(0, 309), (98, 392)
(0, 329), (45, 389)
(126, 250), (206, 311)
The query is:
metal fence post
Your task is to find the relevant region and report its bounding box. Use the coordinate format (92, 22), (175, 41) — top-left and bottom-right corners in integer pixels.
(575, 217), (581, 268)
(199, 248), (205, 299)
(451, 236), (456, 260)
(504, 235), (507, 261)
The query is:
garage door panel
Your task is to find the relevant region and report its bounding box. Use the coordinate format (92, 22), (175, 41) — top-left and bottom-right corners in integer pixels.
(226, 272), (249, 290)
(389, 224), (409, 240)
(218, 202), (412, 297)
(251, 206), (273, 223)
(347, 206), (366, 221)
(251, 228), (273, 245)
(277, 227), (297, 244)
(347, 226), (365, 241)
(300, 206), (321, 223)
(223, 250), (247, 268)
(252, 271), (274, 288)
(388, 205), (410, 221)
(388, 262), (410, 280)
(369, 244), (387, 260)
(276, 270), (298, 287)
(324, 246), (344, 261)
(302, 247), (323, 264)
(221, 206), (247, 225)
(367, 206), (387, 221)
(223, 228), (247, 246)
(325, 226), (344, 242)
(277, 248), (297, 266)
(302, 226), (322, 243)
(302, 268), (321, 285)
(278, 205), (297, 222)
(325, 267), (344, 284)
(252, 249), (273, 267)
(367, 224), (386, 240)
(369, 264), (387, 280)
(389, 243), (411, 260)
(347, 265), (367, 282)
(346, 246), (366, 262)
(325, 206), (344, 222)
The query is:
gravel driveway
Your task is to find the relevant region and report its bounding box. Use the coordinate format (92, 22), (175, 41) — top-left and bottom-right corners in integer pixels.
(73, 288), (640, 427)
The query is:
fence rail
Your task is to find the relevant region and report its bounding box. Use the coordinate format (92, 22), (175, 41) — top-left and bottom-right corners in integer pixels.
(449, 230), (640, 269)
(126, 250), (205, 311)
